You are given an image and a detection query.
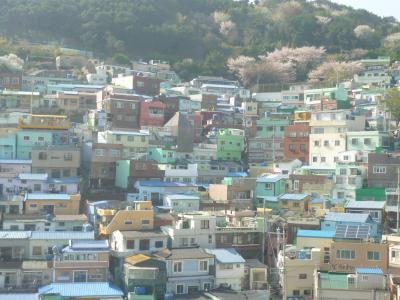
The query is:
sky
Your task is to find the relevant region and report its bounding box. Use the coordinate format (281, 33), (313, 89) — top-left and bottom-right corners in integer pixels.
(331, 0), (400, 20)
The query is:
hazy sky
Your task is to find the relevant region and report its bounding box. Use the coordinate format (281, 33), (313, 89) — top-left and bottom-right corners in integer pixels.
(331, 0), (400, 20)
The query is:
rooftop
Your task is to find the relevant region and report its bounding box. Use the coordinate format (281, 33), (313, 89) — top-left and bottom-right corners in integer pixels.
(280, 193), (309, 201)
(64, 239), (109, 252)
(30, 231), (94, 240)
(256, 174), (287, 183)
(344, 200), (385, 210)
(355, 267), (384, 275)
(137, 181), (197, 187)
(297, 230), (335, 239)
(38, 282), (123, 297)
(24, 193), (71, 201)
(156, 248), (214, 260)
(205, 248), (245, 264)
(117, 230), (166, 239)
(165, 194), (200, 200)
(18, 173), (48, 181)
(324, 212), (373, 223)
(0, 159), (32, 164)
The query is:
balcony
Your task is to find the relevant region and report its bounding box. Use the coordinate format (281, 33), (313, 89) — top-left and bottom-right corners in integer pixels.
(216, 226), (259, 233)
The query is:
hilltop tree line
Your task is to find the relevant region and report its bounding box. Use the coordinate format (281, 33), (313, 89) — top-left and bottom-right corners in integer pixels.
(0, 0), (399, 83)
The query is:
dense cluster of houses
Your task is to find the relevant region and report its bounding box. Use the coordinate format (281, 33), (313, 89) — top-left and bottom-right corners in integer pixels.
(0, 52), (399, 299)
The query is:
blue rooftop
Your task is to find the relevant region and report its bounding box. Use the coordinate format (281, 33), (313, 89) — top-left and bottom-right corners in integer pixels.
(355, 268), (384, 275)
(205, 248), (245, 264)
(227, 172), (248, 177)
(279, 193), (309, 201)
(38, 282), (123, 297)
(297, 230), (335, 239)
(24, 193), (70, 201)
(30, 231), (94, 240)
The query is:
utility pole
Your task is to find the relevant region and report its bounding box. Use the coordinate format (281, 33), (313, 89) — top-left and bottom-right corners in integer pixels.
(397, 167), (400, 233)
(262, 198), (266, 264)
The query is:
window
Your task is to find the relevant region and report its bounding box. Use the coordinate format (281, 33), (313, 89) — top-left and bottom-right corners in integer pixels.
(373, 166), (386, 174)
(335, 140), (340, 146)
(220, 264), (233, 270)
(33, 184), (41, 192)
(367, 251), (380, 261)
(38, 152), (47, 160)
(126, 240), (135, 249)
(324, 140), (329, 147)
(204, 283), (211, 291)
(299, 274), (307, 279)
(293, 290), (300, 296)
(201, 220), (209, 229)
(336, 249), (355, 260)
(351, 138), (358, 145)
(63, 169), (71, 177)
(314, 141), (320, 147)
(265, 183), (272, 189)
(116, 102), (123, 109)
(288, 132), (297, 138)
(348, 277), (355, 285)
(141, 219), (150, 225)
(300, 144), (306, 151)
(314, 127), (324, 134)
(293, 202), (300, 208)
(127, 136), (134, 142)
(23, 136), (30, 141)
(289, 144), (296, 151)
(32, 246), (42, 256)
(95, 149), (105, 156)
(364, 138), (371, 145)
(343, 155), (349, 161)
(73, 271), (87, 283)
(176, 284), (184, 294)
(155, 241), (164, 248)
(173, 261), (182, 273)
(312, 156), (317, 162)
(139, 239), (150, 250)
(208, 235), (212, 244)
(340, 168), (347, 175)
(304, 290), (311, 296)
(348, 177), (356, 185)
(124, 220), (133, 225)
(321, 157), (326, 163)
(116, 135), (121, 141)
(199, 260), (208, 271)
(64, 153), (73, 161)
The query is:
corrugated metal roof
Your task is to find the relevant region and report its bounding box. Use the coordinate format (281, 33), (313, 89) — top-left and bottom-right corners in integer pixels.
(0, 159), (32, 164)
(24, 193), (70, 201)
(165, 194), (200, 200)
(279, 193), (309, 201)
(30, 231), (94, 240)
(0, 231), (31, 239)
(324, 212), (372, 223)
(256, 174), (286, 183)
(205, 248), (245, 264)
(355, 267), (384, 275)
(38, 282), (123, 297)
(0, 294), (38, 300)
(297, 230), (335, 239)
(344, 200), (385, 210)
(138, 181), (197, 187)
(18, 173), (48, 181)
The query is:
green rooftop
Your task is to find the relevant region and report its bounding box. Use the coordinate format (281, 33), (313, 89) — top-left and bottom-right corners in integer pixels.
(319, 273), (348, 289)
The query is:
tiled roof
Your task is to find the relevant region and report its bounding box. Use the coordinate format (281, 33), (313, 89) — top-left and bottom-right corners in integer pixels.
(38, 282), (123, 297)
(205, 248), (245, 264)
(297, 230), (335, 239)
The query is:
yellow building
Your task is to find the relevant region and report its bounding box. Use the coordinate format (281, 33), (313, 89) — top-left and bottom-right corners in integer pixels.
(24, 193), (80, 215)
(98, 201), (154, 237)
(279, 194), (310, 212)
(293, 111), (311, 122)
(18, 114), (70, 130)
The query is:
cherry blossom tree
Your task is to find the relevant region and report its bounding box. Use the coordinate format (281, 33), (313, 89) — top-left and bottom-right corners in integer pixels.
(308, 61), (363, 86)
